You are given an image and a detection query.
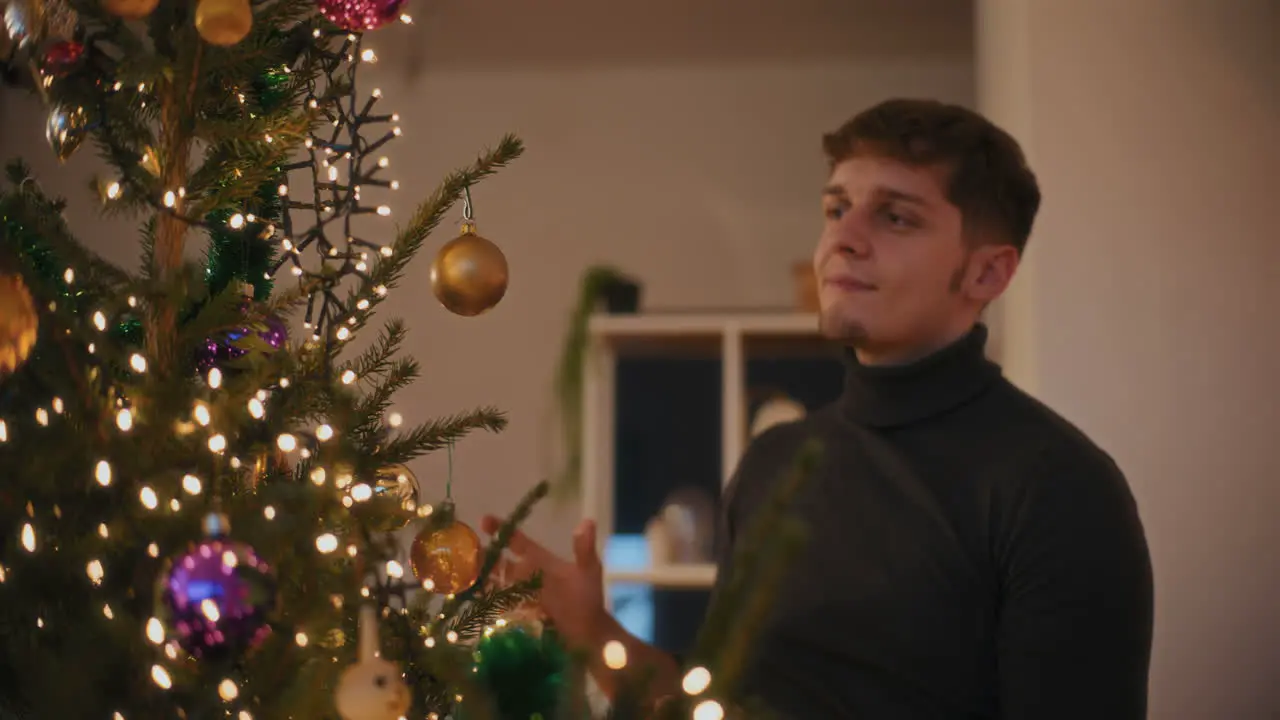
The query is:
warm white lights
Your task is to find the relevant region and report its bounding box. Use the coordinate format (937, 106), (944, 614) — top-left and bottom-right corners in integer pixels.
(602, 640), (627, 670)
(276, 433), (297, 452)
(151, 664), (172, 689)
(182, 474), (202, 495)
(116, 408), (133, 431)
(129, 353), (147, 373)
(95, 460), (112, 487)
(692, 700), (725, 720)
(315, 533), (339, 553)
(86, 559), (104, 585)
(139, 486), (158, 510)
(315, 424), (334, 442)
(247, 397), (265, 419)
(146, 617), (165, 644)
(682, 666), (712, 695)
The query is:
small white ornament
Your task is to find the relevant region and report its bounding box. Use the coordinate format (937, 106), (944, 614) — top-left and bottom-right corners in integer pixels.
(334, 605), (411, 720)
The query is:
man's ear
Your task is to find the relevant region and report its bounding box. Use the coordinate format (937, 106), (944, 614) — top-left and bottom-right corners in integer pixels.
(968, 244), (1020, 303)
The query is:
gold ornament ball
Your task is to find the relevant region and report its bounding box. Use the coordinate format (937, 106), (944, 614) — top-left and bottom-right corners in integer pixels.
(430, 226), (509, 317)
(195, 0), (252, 47)
(410, 520), (482, 595)
(375, 464), (419, 509)
(0, 274), (38, 378)
(101, 0), (159, 20)
(45, 103), (87, 163)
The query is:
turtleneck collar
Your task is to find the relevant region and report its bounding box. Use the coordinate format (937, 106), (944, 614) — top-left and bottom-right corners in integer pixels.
(840, 324), (1002, 428)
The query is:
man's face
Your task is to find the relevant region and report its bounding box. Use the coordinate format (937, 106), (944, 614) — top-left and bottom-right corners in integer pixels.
(813, 155), (1013, 362)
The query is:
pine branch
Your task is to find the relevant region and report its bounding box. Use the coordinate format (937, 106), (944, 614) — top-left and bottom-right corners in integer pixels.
(347, 319), (408, 380)
(343, 135), (525, 326)
(375, 407), (508, 467)
(447, 576), (542, 641)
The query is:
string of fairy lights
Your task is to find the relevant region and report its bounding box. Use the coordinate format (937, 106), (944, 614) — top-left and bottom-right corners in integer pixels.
(3, 7), (736, 720)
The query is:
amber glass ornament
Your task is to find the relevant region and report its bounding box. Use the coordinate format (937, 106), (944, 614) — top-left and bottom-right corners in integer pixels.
(430, 221), (508, 317)
(410, 517), (482, 595)
(0, 274), (38, 378)
(195, 0), (251, 46)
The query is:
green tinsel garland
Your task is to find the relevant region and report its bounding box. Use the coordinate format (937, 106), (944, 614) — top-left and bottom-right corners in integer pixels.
(467, 625), (569, 720)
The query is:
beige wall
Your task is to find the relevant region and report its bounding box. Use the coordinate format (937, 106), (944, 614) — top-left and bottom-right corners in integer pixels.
(0, 2), (973, 547)
(979, 0), (1280, 717)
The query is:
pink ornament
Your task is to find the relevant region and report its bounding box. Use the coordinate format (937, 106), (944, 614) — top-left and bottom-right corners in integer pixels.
(316, 0), (404, 31)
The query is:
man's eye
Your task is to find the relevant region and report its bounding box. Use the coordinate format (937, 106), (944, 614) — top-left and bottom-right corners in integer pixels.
(824, 205), (846, 220)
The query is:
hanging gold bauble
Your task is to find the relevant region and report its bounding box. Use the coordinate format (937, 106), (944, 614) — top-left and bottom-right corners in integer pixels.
(0, 274), (38, 379)
(429, 222), (509, 317)
(45, 103), (87, 163)
(101, 0), (159, 20)
(194, 0), (251, 47)
(410, 518), (482, 595)
(375, 463), (419, 513)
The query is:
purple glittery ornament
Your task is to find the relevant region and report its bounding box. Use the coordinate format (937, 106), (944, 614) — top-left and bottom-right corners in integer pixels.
(194, 311), (288, 375)
(316, 0), (405, 31)
(159, 538), (275, 661)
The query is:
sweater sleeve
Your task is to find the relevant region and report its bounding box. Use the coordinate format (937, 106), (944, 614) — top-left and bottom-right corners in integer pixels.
(996, 445), (1154, 720)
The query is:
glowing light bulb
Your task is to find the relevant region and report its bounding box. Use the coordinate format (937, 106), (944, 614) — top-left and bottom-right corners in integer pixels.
(341, 370), (356, 385)
(207, 368), (222, 389)
(218, 679), (239, 701)
(692, 700), (725, 720)
(139, 486), (158, 510)
(276, 433), (297, 452)
(146, 617), (165, 644)
(116, 408), (133, 432)
(193, 402), (211, 426)
(93, 310), (107, 331)
(208, 434), (227, 453)
(95, 460), (112, 486)
(350, 483), (373, 502)
(315, 533), (338, 553)
(129, 353), (147, 373)
(386, 560), (404, 578)
(247, 397), (265, 419)
(603, 640), (627, 670)
(315, 424), (334, 442)
(151, 664), (172, 689)
(182, 474), (202, 495)
(86, 559), (104, 584)
(682, 667), (712, 695)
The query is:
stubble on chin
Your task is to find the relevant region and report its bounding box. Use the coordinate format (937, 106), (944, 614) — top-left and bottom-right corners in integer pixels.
(819, 310), (869, 347)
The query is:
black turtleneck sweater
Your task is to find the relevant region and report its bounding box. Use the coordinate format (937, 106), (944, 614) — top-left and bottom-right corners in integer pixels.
(717, 325), (1153, 719)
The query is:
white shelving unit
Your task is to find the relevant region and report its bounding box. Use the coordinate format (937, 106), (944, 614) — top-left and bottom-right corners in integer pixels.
(579, 311), (828, 591)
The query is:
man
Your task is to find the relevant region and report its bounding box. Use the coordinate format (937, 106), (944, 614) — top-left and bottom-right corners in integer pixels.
(483, 98), (1154, 718)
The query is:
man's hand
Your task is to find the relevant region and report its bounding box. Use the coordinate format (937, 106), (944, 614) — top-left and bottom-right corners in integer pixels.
(480, 515), (607, 650)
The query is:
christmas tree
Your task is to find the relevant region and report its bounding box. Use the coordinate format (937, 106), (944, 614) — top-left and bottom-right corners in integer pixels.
(0, 0), (818, 717)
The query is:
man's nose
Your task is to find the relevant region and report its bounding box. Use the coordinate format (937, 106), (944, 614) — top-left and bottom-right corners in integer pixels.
(833, 215), (872, 258)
